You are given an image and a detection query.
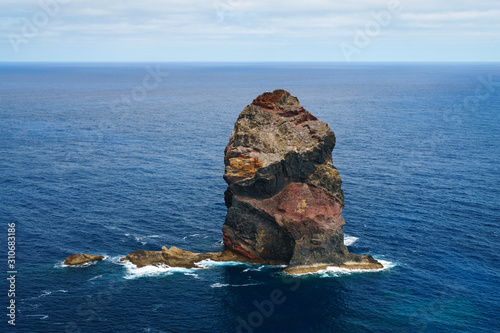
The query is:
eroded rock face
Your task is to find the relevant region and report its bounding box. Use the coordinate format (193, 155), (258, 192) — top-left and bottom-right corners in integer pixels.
(64, 254), (104, 266)
(222, 89), (381, 272)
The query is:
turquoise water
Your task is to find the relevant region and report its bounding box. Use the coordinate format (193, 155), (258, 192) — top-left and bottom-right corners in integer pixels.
(0, 63), (499, 332)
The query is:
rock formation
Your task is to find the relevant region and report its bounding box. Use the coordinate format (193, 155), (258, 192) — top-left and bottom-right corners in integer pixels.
(64, 254), (104, 266)
(120, 89), (382, 274)
(222, 89), (381, 273)
(121, 246), (249, 268)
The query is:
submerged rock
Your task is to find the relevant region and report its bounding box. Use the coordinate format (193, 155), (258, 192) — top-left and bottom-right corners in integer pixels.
(121, 89), (382, 274)
(64, 254), (104, 266)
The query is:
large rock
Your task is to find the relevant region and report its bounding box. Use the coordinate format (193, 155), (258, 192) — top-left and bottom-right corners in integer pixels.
(222, 89), (382, 273)
(64, 254), (104, 266)
(121, 89), (382, 274)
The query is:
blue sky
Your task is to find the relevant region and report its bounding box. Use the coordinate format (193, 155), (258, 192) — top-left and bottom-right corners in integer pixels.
(1, 0), (499, 62)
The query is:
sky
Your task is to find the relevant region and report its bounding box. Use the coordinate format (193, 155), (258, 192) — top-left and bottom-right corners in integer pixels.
(0, 0), (499, 62)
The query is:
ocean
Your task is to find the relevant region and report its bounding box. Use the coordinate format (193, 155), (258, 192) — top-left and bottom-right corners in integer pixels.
(0, 63), (499, 332)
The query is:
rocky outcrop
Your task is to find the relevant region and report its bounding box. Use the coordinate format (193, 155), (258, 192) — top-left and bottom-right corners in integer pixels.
(120, 89), (382, 274)
(64, 254), (104, 266)
(121, 246), (252, 268)
(222, 89), (382, 273)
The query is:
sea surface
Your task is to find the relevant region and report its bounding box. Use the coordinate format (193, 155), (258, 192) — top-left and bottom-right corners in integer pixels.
(0, 63), (499, 333)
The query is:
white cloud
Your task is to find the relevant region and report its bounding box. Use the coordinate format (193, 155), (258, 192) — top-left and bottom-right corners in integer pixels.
(401, 9), (500, 21)
(0, 0), (499, 61)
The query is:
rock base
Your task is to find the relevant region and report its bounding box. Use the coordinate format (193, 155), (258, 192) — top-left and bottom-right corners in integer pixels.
(120, 246), (383, 274)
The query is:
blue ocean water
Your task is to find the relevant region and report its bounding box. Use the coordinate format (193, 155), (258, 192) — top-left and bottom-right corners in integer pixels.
(0, 63), (499, 333)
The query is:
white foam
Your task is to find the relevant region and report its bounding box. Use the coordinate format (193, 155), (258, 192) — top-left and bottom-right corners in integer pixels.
(119, 256), (256, 280)
(26, 314), (49, 320)
(134, 234), (161, 240)
(243, 265), (265, 272)
(183, 233), (201, 240)
(104, 225), (120, 231)
(184, 272), (201, 279)
(195, 259), (252, 269)
(107, 255), (127, 263)
(122, 261), (198, 280)
(152, 304), (164, 311)
(124, 233), (163, 245)
(210, 282), (264, 288)
(54, 260), (99, 268)
(290, 259), (396, 277)
(54, 261), (67, 268)
(21, 290), (68, 301)
(344, 235), (359, 246)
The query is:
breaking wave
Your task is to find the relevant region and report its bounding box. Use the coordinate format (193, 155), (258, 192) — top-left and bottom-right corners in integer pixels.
(210, 282), (264, 288)
(194, 259), (252, 269)
(292, 259), (396, 278)
(344, 235), (359, 246)
(121, 261), (199, 280)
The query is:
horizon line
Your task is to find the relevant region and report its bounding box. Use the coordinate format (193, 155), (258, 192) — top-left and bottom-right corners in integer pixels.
(1, 60), (499, 64)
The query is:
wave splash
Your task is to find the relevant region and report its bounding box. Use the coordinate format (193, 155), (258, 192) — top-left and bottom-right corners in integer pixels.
(344, 235), (359, 246)
(121, 260), (198, 280)
(210, 282), (264, 288)
(195, 259), (252, 269)
(294, 259), (396, 277)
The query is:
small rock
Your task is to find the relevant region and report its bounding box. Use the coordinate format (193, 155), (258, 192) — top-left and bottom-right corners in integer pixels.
(64, 254), (104, 266)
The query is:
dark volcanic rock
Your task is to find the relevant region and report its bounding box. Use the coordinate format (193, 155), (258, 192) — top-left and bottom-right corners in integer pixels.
(64, 254), (104, 266)
(222, 89), (382, 273)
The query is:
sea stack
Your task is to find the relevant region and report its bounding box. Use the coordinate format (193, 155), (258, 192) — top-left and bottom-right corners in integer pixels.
(121, 89), (382, 274)
(222, 89), (382, 273)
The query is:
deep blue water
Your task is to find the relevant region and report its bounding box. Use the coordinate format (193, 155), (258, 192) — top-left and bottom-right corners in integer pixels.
(1, 63), (499, 333)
